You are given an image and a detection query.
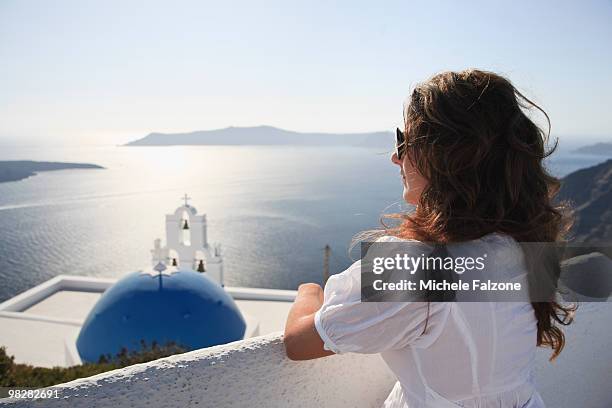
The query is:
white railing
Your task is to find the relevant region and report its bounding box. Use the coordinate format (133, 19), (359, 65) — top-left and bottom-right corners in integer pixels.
(0, 332), (396, 408)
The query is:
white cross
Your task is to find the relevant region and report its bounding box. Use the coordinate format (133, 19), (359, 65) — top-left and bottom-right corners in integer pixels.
(182, 193), (191, 207)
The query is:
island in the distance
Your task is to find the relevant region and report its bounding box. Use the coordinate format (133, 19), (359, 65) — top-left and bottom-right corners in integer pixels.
(0, 161), (105, 183)
(124, 125), (392, 148)
(573, 142), (612, 156)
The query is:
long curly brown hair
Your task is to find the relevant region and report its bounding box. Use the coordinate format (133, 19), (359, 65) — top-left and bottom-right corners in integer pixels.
(388, 69), (574, 360)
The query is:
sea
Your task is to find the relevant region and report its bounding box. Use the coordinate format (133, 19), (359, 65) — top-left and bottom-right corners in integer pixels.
(0, 144), (608, 303)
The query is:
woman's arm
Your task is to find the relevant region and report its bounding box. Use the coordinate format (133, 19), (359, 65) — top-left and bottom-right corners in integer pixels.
(283, 283), (335, 361)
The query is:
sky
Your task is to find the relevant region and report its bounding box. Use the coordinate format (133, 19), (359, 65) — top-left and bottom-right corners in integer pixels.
(1, 0), (611, 147)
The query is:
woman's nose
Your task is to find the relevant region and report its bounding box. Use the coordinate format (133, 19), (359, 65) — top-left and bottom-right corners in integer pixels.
(391, 152), (402, 166)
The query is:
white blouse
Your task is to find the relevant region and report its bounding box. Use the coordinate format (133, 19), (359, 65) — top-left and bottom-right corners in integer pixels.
(314, 233), (545, 408)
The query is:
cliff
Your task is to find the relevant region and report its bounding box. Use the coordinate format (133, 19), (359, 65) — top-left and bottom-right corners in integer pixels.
(573, 142), (612, 156)
(557, 159), (612, 242)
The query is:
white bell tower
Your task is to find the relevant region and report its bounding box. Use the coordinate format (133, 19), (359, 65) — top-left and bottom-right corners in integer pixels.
(151, 194), (224, 286)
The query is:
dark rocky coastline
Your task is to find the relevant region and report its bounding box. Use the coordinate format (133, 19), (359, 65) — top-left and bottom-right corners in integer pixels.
(557, 158), (612, 243)
(0, 161), (104, 183)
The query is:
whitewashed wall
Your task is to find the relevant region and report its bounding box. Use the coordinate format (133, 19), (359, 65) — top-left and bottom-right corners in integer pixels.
(1, 332), (396, 408)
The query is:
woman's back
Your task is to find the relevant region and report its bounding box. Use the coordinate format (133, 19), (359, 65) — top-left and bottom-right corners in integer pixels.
(315, 234), (543, 407)
(384, 303), (539, 407)
(385, 234), (542, 407)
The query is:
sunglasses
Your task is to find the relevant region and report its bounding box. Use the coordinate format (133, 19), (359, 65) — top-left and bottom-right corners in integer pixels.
(395, 127), (407, 160)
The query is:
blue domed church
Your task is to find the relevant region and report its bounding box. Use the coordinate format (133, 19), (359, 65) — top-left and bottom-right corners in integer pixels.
(77, 196), (246, 363)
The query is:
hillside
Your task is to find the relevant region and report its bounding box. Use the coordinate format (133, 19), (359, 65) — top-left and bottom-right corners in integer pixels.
(573, 142), (612, 156)
(124, 125), (392, 148)
(557, 158), (612, 242)
(0, 161), (104, 183)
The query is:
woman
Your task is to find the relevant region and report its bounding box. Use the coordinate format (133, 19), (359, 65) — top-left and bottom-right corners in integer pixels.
(283, 69), (574, 407)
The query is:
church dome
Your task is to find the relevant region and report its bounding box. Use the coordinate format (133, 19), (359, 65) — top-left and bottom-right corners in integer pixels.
(76, 269), (246, 363)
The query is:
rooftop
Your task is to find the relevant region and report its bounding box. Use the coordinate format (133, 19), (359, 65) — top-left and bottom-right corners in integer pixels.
(0, 275), (294, 368)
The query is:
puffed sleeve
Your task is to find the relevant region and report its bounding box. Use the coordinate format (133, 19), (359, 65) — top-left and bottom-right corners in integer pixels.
(314, 238), (451, 354)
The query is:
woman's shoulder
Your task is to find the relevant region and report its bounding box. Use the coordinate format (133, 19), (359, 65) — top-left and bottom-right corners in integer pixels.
(326, 235), (430, 295)
(465, 232), (523, 258)
(374, 234), (422, 243)
(372, 235), (434, 254)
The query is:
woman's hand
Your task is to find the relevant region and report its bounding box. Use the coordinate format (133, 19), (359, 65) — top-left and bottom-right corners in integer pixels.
(283, 283), (335, 361)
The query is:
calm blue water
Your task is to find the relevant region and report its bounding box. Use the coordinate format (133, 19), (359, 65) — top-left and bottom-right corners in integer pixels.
(0, 145), (607, 302)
